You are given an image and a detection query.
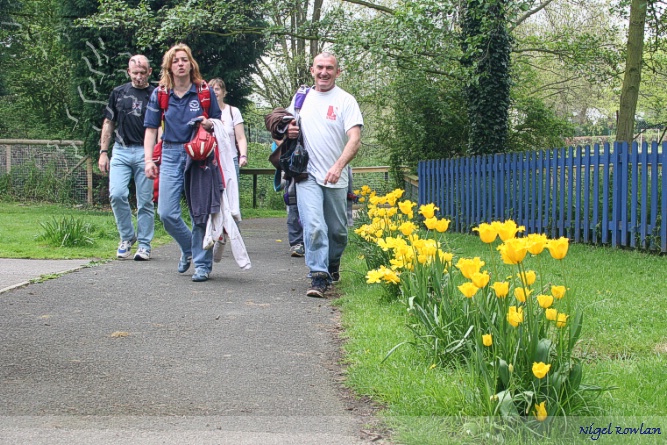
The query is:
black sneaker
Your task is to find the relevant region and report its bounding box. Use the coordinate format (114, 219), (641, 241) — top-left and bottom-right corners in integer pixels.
(306, 272), (329, 298)
(328, 263), (340, 284)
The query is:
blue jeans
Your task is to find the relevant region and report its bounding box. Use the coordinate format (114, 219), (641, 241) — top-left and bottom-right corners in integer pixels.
(158, 142), (212, 274)
(287, 203), (303, 247)
(109, 143), (154, 250)
(296, 175), (348, 275)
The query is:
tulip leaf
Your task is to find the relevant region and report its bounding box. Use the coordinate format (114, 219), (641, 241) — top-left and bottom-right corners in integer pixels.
(498, 358), (510, 387)
(535, 338), (552, 363)
(495, 390), (520, 420)
(569, 310), (584, 350)
(569, 360), (583, 391)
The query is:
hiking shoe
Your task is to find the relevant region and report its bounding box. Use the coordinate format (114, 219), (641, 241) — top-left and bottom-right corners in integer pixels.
(213, 234), (226, 263)
(306, 272), (329, 298)
(116, 236), (137, 259)
(192, 269), (209, 282)
(329, 263), (340, 284)
(133, 247), (151, 261)
(178, 255), (192, 273)
(290, 243), (305, 257)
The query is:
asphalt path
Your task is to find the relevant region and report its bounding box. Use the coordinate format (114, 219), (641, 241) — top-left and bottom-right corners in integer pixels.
(0, 218), (386, 444)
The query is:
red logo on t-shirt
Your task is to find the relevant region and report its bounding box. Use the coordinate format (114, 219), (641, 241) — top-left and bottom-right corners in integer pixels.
(326, 106), (337, 121)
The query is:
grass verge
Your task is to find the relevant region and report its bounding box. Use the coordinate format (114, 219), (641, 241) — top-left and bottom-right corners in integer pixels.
(0, 202), (285, 259)
(336, 232), (667, 444)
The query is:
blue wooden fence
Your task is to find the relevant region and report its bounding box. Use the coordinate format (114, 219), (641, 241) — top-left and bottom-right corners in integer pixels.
(418, 141), (667, 252)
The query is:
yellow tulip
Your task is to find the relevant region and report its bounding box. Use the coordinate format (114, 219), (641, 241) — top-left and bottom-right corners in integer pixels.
(438, 251), (454, 267)
(482, 334), (493, 347)
(507, 306), (524, 327)
(536, 294), (554, 309)
(532, 362), (551, 379)
(526, 233), (548, 255)
(546, 237), (569, 260)
(471, 271), (490, 288)
(556, 312), (569, 328)
(551, 285), (566, 299)
(458, 282), (479, 298)
(398, 200), (415, 218)
(514, 287), (532, 303)
(455, 257), (485, 279)
(497, 220), (525, 241)
(497, 238), (528, 265)
(366, 269), (383, 284)
(545, 308), (558, 321)
(360, 185), (372, 195)
(533, 401), (547, 422)
(518, 270), (536, 286)
(418, 203), (439, 219)
(434, 218), (450, 233)
(491, 281), (509, 298)
(398, 221), (417, 236)
(424, 217), (438, 230)
(473, 223), (498, 244)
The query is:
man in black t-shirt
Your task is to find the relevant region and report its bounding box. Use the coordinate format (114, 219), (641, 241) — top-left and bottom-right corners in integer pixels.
(99, 55), (156, 261)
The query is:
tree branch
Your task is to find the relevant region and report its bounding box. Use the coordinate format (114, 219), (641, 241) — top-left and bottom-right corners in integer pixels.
(511, 0), (557, 30)
(341, 0), (394, 14)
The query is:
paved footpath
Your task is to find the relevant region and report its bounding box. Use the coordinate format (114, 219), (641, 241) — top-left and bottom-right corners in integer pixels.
(0, 218), (387, 445)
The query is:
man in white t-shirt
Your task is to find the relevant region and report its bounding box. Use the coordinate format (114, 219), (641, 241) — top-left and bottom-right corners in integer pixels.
(286, 52), (363, 298)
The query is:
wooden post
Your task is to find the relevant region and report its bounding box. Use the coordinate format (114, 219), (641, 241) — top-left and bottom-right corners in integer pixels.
(87, 156), (93, 205)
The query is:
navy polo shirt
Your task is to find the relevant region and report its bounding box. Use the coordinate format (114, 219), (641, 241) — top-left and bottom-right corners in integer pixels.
(144, 83), (222, 143)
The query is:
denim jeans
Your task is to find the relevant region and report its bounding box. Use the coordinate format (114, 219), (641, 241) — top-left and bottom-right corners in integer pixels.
(158, 142), (212, 274)
(296, 175), (348, 275)
(109, 143), (154, 250)
(286, 203), (303, 247)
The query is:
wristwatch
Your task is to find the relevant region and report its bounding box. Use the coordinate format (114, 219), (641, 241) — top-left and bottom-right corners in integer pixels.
(99, 150), (108, 154)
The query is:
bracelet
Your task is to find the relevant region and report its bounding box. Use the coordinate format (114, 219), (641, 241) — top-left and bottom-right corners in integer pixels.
(240, 155), (247, 159)
(99, 150), (108, 154)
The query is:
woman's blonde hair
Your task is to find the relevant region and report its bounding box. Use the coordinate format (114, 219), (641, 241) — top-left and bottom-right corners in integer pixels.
(159, 43), (203, 90)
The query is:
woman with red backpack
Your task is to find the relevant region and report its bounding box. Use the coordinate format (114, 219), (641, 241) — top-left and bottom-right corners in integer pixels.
(143, 43), (222, 282)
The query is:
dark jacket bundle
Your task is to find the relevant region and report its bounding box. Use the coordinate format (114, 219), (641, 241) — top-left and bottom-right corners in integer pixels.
(264, 108), (308, 181)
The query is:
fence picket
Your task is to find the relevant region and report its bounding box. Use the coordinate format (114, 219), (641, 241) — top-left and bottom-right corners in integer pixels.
(418, 139), (665, 253)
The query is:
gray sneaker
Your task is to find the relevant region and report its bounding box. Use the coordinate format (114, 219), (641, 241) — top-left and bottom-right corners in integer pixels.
(306, 272), (329, 298)
(290, 243), (305, 257)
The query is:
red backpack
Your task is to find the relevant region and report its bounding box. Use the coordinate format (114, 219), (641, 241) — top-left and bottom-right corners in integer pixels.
(152, 81), (212, 202)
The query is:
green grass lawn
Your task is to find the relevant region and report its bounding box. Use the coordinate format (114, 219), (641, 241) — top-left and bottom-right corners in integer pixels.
(0, 202), (285, 259)
(336, 232), (667, 444)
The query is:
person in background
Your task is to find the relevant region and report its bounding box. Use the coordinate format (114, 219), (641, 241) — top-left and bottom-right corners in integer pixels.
(285, 52), (363, 298)
(209, 78), (248, 180)
(143, 43), (222, 282)
(271, 141), (304, 257)
(99, 54), (155, 261)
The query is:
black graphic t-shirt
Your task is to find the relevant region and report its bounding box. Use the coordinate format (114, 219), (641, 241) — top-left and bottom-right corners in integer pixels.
(104, 82), (155, 146)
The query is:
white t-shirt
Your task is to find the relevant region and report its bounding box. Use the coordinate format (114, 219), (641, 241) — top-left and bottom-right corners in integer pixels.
(288, 86), (363, 188)
(222, 105), (244, 156)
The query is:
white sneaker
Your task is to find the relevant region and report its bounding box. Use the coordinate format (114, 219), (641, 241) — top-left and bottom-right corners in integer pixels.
(117, 237), (136, 259)
(133, 247), (151, 261)
(213, 234), (226, 263)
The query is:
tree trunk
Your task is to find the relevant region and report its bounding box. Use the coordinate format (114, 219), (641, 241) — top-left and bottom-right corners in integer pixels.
(616, 0), (647, 144)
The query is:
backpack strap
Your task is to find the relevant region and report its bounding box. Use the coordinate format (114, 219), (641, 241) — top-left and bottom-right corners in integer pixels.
(157, 85), (169, 119)
(157, 82), (210, 119)
(197, 81), (211, 119)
